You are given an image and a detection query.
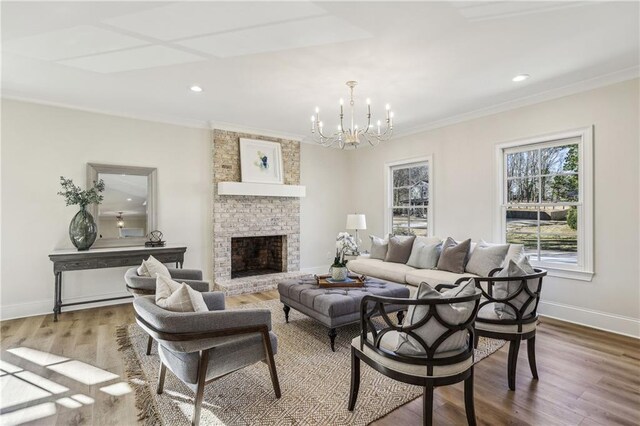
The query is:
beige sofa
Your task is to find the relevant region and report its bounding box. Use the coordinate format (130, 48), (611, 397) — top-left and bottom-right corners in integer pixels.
(347, 236), (524, 295)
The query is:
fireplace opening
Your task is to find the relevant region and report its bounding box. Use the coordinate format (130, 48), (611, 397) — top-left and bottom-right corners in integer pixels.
(231, 235), (286, 279)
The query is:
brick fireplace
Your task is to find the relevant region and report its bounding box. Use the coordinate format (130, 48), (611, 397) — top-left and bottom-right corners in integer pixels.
(212, 129), (305, 295)
(231, 235), (286, 278)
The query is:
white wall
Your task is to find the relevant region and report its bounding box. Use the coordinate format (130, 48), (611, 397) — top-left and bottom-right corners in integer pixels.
(299, 143), (352, 273)
(1, 99), (213, 319)
(0, 100), (351, 319)
(348, 79), (640, 337)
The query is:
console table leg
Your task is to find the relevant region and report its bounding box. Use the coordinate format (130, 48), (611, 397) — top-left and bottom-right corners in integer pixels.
(283, 305), (290, 323)
(53, 272), (62, 322)
(328, 328), (337, 352)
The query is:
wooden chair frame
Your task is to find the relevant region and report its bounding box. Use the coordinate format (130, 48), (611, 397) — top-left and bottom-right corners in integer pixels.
(135, 314), (281, 426)
(452, 267), (546, 391)
(349, 290), (482, 426)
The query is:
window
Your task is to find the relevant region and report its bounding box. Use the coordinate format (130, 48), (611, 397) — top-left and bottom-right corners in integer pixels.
(386, 157), (433, 236)
(496, 127), (593, 280)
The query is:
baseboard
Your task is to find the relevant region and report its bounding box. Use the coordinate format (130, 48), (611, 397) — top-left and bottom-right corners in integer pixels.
(1, 291), (133, 321)
(538, 300), (640, 338)
(300, 265), (328, 275)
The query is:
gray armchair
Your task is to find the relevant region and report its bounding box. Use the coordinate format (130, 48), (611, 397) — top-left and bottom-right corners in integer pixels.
(124, 267), (209, 295)
(124, 267), (210, 355)
(133, 293), (281, 426)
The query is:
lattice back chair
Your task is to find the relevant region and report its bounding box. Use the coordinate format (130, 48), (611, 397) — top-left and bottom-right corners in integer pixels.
(348, 283), (482, 426)
(459, 267), (546, 390)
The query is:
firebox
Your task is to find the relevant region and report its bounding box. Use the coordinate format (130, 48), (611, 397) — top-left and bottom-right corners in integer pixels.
(231, 235), (286, 279)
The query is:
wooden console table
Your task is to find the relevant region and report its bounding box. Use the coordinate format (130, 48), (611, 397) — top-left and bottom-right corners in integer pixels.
(48, 245), (187, 322)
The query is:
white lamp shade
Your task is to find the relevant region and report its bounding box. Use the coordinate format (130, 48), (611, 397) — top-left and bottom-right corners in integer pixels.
(346, 214), (367, 230)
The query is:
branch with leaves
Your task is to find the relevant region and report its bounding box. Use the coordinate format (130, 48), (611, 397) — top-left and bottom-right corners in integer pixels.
(57, 176), (105, 208)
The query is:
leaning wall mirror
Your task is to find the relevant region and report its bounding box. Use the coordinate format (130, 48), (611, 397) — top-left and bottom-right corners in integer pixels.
(87, 163), (157, 247)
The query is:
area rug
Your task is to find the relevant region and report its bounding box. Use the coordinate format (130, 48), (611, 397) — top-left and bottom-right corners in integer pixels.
(117, 299), (506, 425)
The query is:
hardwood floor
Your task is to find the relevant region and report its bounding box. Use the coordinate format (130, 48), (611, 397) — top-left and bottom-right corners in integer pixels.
(1, 291), (638, 425)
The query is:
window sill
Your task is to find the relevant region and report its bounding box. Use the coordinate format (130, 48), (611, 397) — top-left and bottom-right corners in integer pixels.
(531, 263), (594, 281)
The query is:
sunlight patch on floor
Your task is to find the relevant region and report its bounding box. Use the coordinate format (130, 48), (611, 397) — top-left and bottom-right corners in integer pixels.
(71, 394), (95, 405)
(100, 382), (132, 396)
(0, 402), (56, 426)
(55, 397), (82, 409)
(0, 360), (22, 373)
(7, 347), (68, 366)
(0, 375), (51, 409)
(15, 371), (69, 394)
(47, 360), (119, 385)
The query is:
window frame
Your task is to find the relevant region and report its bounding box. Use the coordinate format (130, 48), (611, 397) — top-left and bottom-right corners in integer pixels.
(495, 127), (594, 281)
(384, 155), (434, 237)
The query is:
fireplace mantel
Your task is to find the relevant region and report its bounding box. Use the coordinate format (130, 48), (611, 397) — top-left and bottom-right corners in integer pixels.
(217, 182), (306, 198)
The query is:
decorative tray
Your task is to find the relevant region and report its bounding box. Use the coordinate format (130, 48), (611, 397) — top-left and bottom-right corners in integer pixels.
(315, 274), (366, 288)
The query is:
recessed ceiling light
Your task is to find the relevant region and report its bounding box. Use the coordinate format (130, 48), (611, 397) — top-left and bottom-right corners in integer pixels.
(190, 85), (203, 92)
(126, 198), (132, 201)
(512, 74), (530, 82)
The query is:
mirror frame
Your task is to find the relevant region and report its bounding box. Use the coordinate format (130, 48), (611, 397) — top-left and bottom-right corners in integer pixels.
(87, 163), (157, 248)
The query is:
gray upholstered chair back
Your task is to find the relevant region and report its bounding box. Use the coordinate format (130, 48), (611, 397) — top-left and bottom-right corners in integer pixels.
(124, 267), (209, 296)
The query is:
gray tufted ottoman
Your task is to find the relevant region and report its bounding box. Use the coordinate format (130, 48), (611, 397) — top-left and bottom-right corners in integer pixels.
(278, 276), (410, 351)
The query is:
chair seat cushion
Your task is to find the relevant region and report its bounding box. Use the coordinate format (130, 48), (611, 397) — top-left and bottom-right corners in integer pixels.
(347, 258), (415, 283)
(476, 302), (537, 334)
(159, 331), (278, 385)
(352, 331), (472, 378)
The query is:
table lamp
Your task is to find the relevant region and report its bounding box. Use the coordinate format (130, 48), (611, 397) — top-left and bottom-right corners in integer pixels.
(346, 214), (367, 254)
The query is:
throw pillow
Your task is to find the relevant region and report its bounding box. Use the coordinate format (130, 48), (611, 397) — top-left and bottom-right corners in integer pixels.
(406, 240), (442, 269)
(479, 240), (525, 267)
(138, 255), (171, 278)
(437, 238), (471, 273)
(156, 274), (208, 313)
(385, 235), (416, 264)
(395, 279), (476, 356)
(369, 235), (389, 260)
(493, 258), (539, 319)
(465, 242), (510, 276)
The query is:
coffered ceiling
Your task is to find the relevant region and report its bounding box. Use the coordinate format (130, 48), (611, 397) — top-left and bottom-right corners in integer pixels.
(2, 1), (638, 139)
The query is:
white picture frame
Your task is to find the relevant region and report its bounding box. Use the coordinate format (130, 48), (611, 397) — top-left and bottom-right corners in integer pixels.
(239, 138), (284, 184)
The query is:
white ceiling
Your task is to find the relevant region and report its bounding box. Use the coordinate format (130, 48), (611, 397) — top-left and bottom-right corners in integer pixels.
(2, 1), (638, 139)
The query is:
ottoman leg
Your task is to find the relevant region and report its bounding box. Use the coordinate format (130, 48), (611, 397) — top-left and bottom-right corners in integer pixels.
(328, 328), (337, 352)
(397, 310), (405, 325)
(283, 305), (290, 323)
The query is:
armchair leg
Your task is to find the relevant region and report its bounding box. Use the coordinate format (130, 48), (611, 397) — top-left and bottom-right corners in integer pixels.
(423, 383), (434, 426)
(146, 335), (154, 356)
(262, 330), (281, 398)
(348, 347), (361, 411)
(473, 333), (479, 349)
(157, 363), (166, 394)
(527, 335), (539, 380)
(464, 367), (476, 426)
(507, 337), (521, 391)
(192, 351), (209, 426)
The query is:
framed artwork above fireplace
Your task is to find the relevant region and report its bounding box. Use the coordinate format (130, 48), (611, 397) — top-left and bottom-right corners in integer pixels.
(239, 138), (283, 184)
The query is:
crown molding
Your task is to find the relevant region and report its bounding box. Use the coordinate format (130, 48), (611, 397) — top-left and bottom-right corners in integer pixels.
(208, 120), (305, 142)
(1, 93), (210, 130)
(393, 66), (640, 139)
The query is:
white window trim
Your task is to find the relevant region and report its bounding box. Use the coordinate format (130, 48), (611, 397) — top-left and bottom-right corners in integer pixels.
(494, 126), (594, 281)
(384, 155), (434, 237)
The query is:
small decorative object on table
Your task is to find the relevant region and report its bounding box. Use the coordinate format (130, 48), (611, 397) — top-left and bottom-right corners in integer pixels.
(145, 230), (166, 247)
(330, 232), (357, 281)
(315, 273), (366, 288)
(57, 176), (105, 251)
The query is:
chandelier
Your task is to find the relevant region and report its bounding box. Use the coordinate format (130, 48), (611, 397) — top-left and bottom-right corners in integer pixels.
(310, 81), (394, 149)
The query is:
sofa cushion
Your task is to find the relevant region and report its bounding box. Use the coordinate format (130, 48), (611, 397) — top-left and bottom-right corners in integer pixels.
(493, 258), (539, 319)
(385, 235), (416, 263)
(395, 279), (477, 356)
(406, 239), (442, 269)
(437, 238), (471, 273)
(139, 255), (170, 278)
(369, 235), (388, 260)
(405, 269), (478, 287)
(465, 242), (509, 276)
(156, 274), (208, 313)
(347, 258), (415, 284)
